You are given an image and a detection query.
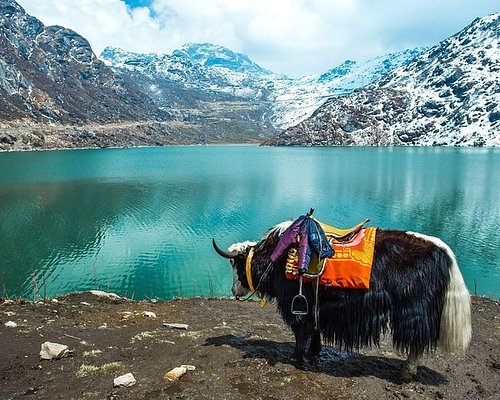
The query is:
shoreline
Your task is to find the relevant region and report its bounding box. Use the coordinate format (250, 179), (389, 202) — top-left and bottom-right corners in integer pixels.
(1, 291), (499, 399)
(1, 121), (499, 152)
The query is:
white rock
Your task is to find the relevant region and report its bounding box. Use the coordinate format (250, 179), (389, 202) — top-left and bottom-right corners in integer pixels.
(113, 373), (136, 387)
(40, 342), (69, 360)
(163, 323), (188, 330)
(164, 366), (187, 381)
(80, 302), (91, 306)
(5, 321), (17, 328)
(51, 299), (59, 303)
(142, 311), (156, 318)
(121, 312), (133, 319)
(4, 311), (16, 316)
(89, 290), (122, 300)
(181, 364), (196, 371)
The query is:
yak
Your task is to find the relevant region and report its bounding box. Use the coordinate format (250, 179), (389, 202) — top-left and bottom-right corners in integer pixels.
(213, 219), (472, 381)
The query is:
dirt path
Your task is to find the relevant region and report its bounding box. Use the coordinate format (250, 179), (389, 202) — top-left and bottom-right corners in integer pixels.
(1, 293), (499, 400)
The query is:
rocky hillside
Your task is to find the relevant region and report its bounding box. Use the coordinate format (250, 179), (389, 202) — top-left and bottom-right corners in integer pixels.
(268, 48), (425, 129)
(100, 44), (278, 140)
(0, 0), (165, 124)
(102, 45), (422, 132)
(266, 13), (500, 147)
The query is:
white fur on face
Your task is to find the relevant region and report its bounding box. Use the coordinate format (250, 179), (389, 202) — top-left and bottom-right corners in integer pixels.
(228, 240), (256, 254)
(232, 265), (250, 297)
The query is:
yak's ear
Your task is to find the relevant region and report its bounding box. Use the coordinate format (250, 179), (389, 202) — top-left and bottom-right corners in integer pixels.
(212, 239), (238, 259)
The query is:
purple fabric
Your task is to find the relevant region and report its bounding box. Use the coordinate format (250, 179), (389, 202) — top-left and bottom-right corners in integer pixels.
(297, 222), (310, 273)
(271, 215), (335, 274)
(270, 216), (305, 262)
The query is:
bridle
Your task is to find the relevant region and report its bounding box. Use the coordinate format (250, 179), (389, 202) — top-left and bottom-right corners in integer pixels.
(237, 247), (272, 307)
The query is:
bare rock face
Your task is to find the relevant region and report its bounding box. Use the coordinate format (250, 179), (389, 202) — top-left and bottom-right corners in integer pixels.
(265, 13), (500, 147)
(0, 0), (166, 124)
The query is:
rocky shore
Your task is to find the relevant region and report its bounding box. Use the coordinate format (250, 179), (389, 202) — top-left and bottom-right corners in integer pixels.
(0, 120), (265, 151)
(1, 292), (499, 399)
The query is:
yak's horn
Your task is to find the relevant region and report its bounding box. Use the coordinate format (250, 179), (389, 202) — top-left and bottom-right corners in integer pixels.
(212, 239), (238, 259)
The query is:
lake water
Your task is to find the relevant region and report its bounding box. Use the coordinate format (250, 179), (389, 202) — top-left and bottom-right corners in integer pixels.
(0, 146), (498, 300)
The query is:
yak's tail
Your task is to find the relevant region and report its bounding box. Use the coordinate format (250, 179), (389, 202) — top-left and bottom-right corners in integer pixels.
(438, 244), (472, 353)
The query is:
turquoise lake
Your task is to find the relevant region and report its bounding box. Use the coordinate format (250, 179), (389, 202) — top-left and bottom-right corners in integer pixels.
(0, 146), (498, 299)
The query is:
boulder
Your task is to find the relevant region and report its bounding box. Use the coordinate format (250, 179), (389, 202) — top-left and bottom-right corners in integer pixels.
(40, 342), (69, 360)
(113, 373), (136, 387)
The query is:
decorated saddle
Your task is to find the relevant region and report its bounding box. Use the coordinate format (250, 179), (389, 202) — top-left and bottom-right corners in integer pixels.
(282, 217), (376, 289)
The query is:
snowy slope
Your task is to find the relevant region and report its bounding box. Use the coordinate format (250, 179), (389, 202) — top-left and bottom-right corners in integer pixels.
(268, 48), (425, 129)
(266, 13), (500, 146)
(101, 45), (422, 129)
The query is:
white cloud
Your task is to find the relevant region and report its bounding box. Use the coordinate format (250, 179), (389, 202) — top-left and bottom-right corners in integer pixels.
(16, 0), (499, 77)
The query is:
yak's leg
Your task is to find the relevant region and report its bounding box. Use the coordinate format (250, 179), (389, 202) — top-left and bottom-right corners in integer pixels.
(308, 328), (322, 358)
(291, 322), (311, 363)
(399, 351), (421, 382)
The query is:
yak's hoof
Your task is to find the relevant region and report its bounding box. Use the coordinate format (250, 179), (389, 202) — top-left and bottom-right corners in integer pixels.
(307, 345), (322, 359)
(291, 352), (304, 365)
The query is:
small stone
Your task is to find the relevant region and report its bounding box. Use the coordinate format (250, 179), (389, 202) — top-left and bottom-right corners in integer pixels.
(180, 364), (196, 371)
(142, 311), (156, 318)
(51, 299), (59, 303)
(80, 302), (91, 306)
(5, 321), (17, 328)
(40, 342), (69, 360)
(164, 366), (187, 381)
(163, 323), (188, 330)
(113, 372), (136, 387)
(121, 312), (133, 319)
(4, 311), (16, 316)
(98, 323), (108, 329)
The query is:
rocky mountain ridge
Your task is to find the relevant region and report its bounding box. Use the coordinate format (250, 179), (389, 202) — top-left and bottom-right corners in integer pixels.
(265, 13), (500, 147)
(101, 45), (424, 131)
(1, 0), (497, 149)
(0, 0), (165, 124)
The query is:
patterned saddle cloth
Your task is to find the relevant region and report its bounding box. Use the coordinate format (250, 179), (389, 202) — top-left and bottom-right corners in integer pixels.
(285, 227), (377, 289)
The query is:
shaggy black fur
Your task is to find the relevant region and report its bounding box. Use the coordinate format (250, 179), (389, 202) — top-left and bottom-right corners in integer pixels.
(235, 229), (450, 361)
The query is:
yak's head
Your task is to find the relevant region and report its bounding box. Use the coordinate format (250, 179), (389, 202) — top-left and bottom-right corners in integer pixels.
(212, 239), (256, 298)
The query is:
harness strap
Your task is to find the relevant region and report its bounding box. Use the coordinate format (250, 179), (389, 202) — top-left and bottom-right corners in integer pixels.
(246, 248), (267, 308)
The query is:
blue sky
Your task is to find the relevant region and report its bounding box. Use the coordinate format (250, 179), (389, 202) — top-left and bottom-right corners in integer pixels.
(17, 0), (499, 77)
(124, 0), (152, 8)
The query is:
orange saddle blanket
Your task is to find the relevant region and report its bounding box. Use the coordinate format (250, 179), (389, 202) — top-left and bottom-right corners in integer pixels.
(285, 227), (377, 289)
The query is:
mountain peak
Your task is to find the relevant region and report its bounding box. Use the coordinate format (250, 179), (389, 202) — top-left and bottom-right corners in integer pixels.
(172, 42), (271, 75)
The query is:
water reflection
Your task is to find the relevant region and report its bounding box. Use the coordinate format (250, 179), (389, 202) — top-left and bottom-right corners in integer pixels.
(0, 146), (498, 299)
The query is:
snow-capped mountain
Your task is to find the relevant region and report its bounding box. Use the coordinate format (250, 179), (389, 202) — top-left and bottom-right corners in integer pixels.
(266, 13), (500, 146)
(268, 48), (425, 129)
(172, 43), (272, 75)
(101, 44), (275, 100)
(101, 45), (423, 130)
